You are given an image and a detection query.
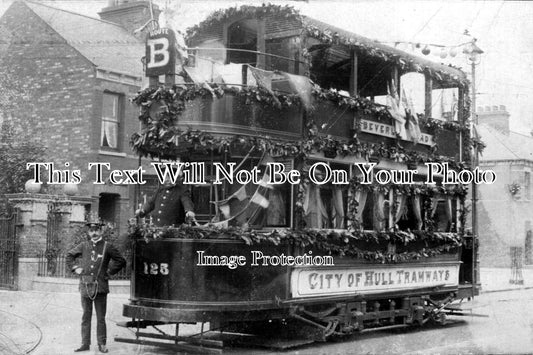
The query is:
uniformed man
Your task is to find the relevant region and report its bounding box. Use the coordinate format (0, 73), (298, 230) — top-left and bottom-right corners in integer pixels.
(66, 219), (126, 353)
(135, 180), (195, 227)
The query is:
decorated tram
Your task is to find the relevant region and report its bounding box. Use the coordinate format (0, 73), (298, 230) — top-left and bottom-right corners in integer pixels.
(116, 4), (482, 353)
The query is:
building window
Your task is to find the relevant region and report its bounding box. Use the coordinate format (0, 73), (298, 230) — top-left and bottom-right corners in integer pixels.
(525, 171), (531, 200)
(525, 220), (532, 265)
(101, 92), (121, 150)
(99, 193), (120, 228)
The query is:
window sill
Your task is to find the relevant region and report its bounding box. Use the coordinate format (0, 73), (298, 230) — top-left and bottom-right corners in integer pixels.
(98, 149), (126, 157)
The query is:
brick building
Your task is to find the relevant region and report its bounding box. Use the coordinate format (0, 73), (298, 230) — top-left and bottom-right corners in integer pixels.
(0, 0), (159, 237)
(476, 105), (533, 267)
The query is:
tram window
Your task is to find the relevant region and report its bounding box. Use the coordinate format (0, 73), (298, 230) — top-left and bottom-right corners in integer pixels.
(260, 183), (290, 228)
(432, 198), (457, 232)
(223, 182), (290, 228)
(383, 199), (391, 230)
(227, 19), (258, 66)
(431, 87), (459, 121)
(361, 192), (374, 230)
(400, 72), (425, 116)
(191, 184), (221, 222)
(303, 184), (346, 229)
(308, 45), (392, 98)
(433, 199), (449, 231)
(212, 158), (291, 228)
(396, 195), (423, 231)
(302, 162), (349, 229)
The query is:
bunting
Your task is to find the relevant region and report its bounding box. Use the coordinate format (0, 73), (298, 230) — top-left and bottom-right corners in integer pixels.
(451, 91), (458, 121)
(259, 153), (275, 166)
(175, 30), (189, 61)
(279, 71), (313, 110)
(216, 63), (245, 88)
(249, 66), (282, 108)
(401, 87), (421, 143)
(233, 185), (249, 201)
(250, 190), (270, 208)
(386, 81), (407, 139)
(257, 174), (274, 190)
(217, 203), (231, 219)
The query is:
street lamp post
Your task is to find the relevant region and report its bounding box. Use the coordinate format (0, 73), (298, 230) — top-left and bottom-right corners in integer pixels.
(466, 38), (483, 293)
(467, 39), (483, 124)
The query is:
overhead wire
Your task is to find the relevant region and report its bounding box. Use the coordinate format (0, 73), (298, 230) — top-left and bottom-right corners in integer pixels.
(410, 4), (445, 41)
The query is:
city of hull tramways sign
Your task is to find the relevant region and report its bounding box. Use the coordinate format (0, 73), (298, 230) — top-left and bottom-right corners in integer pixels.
(291, 262), (460, 298)
(145, 28), (176, 76)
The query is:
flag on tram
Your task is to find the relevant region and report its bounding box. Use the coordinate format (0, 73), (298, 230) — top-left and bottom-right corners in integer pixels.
(387, 81), (407, 139)
(402, 87), (421, 143)
(249, 66), (281, 108)
(250, 191), (270, 208)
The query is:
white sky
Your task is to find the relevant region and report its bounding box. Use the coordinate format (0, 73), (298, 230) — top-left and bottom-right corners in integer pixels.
(1, 0), (532, 135)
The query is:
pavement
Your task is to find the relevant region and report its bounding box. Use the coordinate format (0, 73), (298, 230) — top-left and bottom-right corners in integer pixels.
(0, 291), (201, 355)
(1, 267), (533, 355)
(479, 266), (533, 293)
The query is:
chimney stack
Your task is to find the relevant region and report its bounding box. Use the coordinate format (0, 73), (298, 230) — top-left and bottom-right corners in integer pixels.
(477, 104), (510, 134)
(99, 1), (160, 34)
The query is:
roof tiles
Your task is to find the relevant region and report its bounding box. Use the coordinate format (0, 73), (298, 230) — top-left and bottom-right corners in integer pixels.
(25, 1), (144, 77)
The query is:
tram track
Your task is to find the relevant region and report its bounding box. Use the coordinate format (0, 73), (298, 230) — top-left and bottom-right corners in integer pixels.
(0, 331), (23, 355)
(45, 305), (144, 354)
(0, 309), (43, 354)
(0, 296), (142, 355)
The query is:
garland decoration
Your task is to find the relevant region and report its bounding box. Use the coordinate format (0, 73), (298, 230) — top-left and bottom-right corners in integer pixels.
(419, 115), (469, 136)
(469, 134), (487, 155)
(185, 4), (468, 89)
(129, 4), (476, 263)
(129, 223), (461, 263)
(308, 174), (468, 234)
(130, 85), (471, 171)
(310, 86), (392, 120)
(508, 182), (521, 196)
(186, 4), (302, 43)
(303, 24), (468, 89)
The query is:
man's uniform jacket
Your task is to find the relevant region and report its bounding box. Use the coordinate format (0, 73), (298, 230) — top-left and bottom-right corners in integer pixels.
(66, 238), (126, 295)
(139, 184), (194, 227)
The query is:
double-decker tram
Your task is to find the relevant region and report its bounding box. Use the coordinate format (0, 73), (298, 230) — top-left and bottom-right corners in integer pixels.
(116, 5), (481, 353)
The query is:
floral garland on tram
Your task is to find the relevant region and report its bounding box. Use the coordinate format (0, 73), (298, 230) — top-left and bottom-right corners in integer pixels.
(342, 177), (468, 233)
(129, 84), (471, 262)
(129, 223), (462, 263)
(185, 4), (469, 89)
(130, 84), (477, 166)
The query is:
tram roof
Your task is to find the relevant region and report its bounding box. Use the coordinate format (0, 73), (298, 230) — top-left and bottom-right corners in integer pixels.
(185, 4), (468, 87)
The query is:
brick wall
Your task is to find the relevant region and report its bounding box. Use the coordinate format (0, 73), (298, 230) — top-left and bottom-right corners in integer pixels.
(0, 1), (95, 172)
(0, 2), (156, 237)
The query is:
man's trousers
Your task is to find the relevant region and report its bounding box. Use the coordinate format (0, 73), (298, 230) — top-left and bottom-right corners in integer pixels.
(80, 293), (107, 346)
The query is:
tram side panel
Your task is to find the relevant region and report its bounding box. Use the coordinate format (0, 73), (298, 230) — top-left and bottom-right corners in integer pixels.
(132, 239), (291, 305)
(128, 238), (471, 311)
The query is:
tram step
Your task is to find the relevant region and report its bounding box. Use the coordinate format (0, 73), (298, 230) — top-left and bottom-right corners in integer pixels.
(116, 320), (167, 328)
(135, 331), (223, 348)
